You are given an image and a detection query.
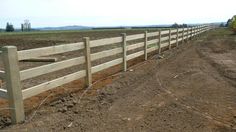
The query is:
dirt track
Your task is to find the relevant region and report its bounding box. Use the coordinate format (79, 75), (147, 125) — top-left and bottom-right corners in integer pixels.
(3, 29), (236, 131)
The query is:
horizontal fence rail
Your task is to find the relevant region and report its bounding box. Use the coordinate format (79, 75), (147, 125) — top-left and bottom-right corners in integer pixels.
(0, 25), (212, 124)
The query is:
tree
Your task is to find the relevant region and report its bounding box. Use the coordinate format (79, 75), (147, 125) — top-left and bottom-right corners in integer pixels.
(5, 22), (14, 32)
(182, 24), (188, 28)
(21, 20), (31, 31)
(171, 23), (179, 28)
(226, 19), (231, 27)
(219, 22), (225, 27)
(229, 15), (236, 33)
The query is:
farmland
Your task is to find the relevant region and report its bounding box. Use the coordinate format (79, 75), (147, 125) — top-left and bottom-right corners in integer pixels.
(0, 28), (236, 131)
(0, 29), (162, 50)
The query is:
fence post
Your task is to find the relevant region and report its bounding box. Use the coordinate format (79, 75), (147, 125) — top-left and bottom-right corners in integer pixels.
(176, 28), (179, 47)
(83, 37), (92, 87)
(190, 27), (192, 39)
(197, 26), (200, 37)
(168, 29), (171, 50)
(2, 46), (25, 124)
(182, 28), (184, 44)
(144, 31), (148, 60)
(158, 30), (162, 54)
(199, 26), (201, 36)
(187, 27), (189, 42)
(121, 33), (127, 72)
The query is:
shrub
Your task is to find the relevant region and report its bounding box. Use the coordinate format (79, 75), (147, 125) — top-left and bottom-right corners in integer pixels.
(5, 22), (14, 32)
(229, 15), (236, 33)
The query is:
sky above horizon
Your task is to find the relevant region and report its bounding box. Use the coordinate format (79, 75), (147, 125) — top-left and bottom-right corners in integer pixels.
(0, 0), (235, 28)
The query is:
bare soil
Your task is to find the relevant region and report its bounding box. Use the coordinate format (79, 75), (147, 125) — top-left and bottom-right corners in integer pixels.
(1, 29), (236, 131)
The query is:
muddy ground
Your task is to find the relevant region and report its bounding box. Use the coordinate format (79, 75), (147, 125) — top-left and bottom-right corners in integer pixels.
(1, 28), (236, 131)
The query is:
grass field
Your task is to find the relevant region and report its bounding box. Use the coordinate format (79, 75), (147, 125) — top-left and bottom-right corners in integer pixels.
(0, 28), (167, 50)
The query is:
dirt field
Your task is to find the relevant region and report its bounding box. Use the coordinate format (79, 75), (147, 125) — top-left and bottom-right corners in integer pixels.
(1, 28), (236, 131)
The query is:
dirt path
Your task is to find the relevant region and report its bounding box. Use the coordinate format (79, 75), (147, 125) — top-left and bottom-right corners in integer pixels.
(4, 29), (236, 131)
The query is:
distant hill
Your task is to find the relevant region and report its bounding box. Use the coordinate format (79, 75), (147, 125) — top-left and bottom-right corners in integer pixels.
(36, 25), (92, 31)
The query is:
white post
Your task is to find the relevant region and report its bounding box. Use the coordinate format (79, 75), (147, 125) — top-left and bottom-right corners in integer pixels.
(83, 37), (92, 87)
(168, 29), (171, 49)
(187, 27), (189, 42)
(144, 31), (148, 60)
(121, 33), (127, 72)
(176, 28), (179, 47)
(158, 30), (162, 54)
(2, 46), (25, 124)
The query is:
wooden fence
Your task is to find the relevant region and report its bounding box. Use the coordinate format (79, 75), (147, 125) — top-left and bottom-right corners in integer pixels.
(0, 25), (211, 124)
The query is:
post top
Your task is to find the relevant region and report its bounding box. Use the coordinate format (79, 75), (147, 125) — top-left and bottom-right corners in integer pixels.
(2, 46), (17, 49)
(2, 46), (17, 51)
(83, 37), (90, 40)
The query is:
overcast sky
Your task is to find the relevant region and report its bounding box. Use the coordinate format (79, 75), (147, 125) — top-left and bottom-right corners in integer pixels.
(0, 0), (235, 28)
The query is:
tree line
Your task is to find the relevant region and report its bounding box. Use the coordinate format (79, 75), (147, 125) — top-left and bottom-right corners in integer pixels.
(2, 20), (31, 32)
(227, 15), (236, 33)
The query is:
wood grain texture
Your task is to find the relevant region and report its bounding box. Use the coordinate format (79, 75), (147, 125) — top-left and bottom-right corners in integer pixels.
(20, 56), (85, 80)
(126, 33), (144, 41)
(0, 89), (8, 99)
(91, 58), (123, 74)
(127, 51), (144, 60)
(22, 70), (86, 99)
(18, 42), (84, 60)
(91, 47), (122, 61)
(2, 46), (25, 124)
(90, 37), (122, 48)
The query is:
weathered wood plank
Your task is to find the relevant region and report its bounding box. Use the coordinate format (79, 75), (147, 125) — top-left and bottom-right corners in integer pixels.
(127, 42), (144, 51)
(91, 58), (123, 74)
(20, 56), (85, 80)
(84, 37), (92, 87)
(161, 36), (169, 41)
(18, 42), (84, 60)
(171, 34), (177, 39)
(126, 33), (144, 41)
(121, 33), (127, 72)
(144, 31), (148, 60)
(147, 31), (159, 37)
(168, 29), (171, 49)
(147, 46), (158, 53)
(91, 47), (122, 61)
(161, 42), (169, 48)
(2, 46), (25, 124)
(171, 29), (177, 33)
(0, 89), (8, 99)
(161, 30), (169, 35)
(22, 70), (86, 99)
(170, 40), (176, 45)
(90, 37), (122, 48)
(176, 28), (179, 47)
(127, 51), (144, 60)
(158, 30), (161, 54)
(178, 28), (184, 32)
(0, 71), (5, 79)
(147, 39), (159, 45)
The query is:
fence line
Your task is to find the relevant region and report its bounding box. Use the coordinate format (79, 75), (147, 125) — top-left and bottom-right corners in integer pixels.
(0, 25), (212, 124)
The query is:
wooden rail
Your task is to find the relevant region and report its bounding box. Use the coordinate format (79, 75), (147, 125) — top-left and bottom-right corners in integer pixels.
(0, 71), (5, 79)
(0, 25), (211, 124)
(18, 42), (84, 60)
(20, 56), (85, 80)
